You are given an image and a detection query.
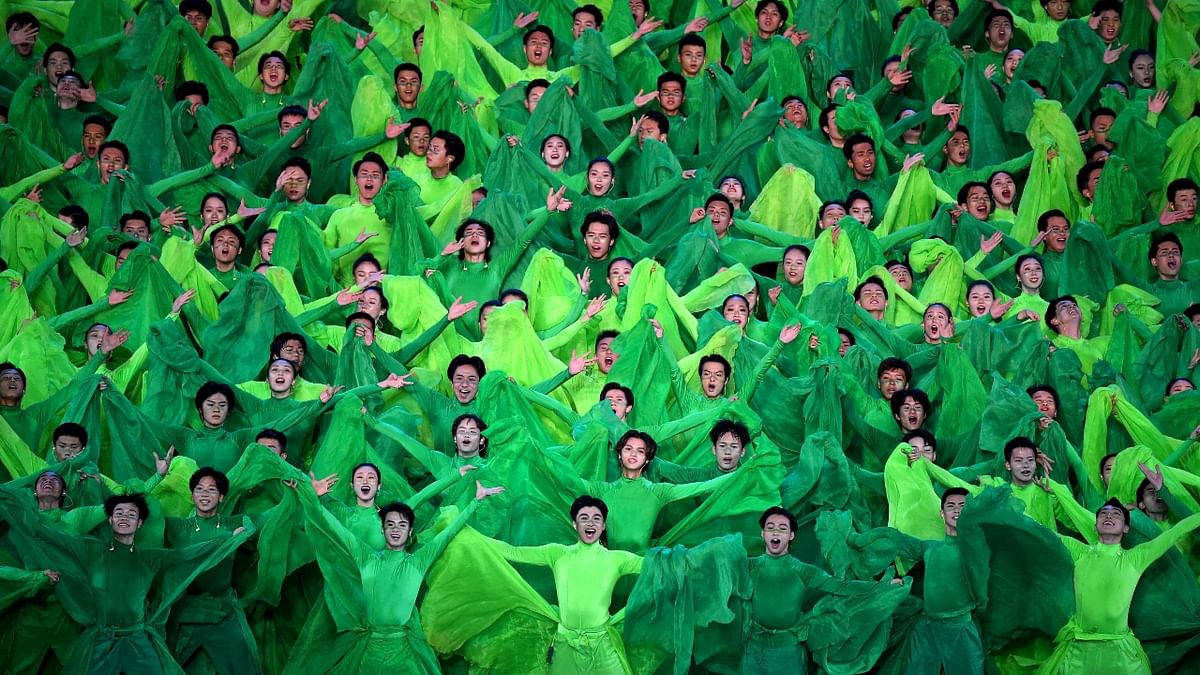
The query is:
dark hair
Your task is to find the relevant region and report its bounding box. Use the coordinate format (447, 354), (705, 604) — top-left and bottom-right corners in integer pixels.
(393, 62), (422, 82)
(615, 430), (658, 463)
(360, 287), (389, 315)
(957, 181), (990, 206)
(641, 110), (670, 135)
(379, 501), (417, 545)
(433, 130), (466, 171)
(889, 388), (931, 420)
(451, 413), (488, 457)
(454, 219), (495, 261)
(570, 495), (608, 520)
(539, 133), (571, 157)
(207, 35), (240, 58)
(902, 429), (936, 451)
(595, 330), (620, 350)
(352, 152), (388, 176)
(1136, 479), (1157, 508)
(1100, 452), (1120, 477)
(581, 211), (619, 242)
(1045, 295), (1077, 332)
(678, 33), (706, 53)
(255, 428), (287, 452)
(1184, 303), (1200, 321)
(352, 462), (381, 482)
(1003, 436), (1036, 462)
(268, 333), (306, 360)
(573, 4), (604, 26)
(210, 124), (241, 148)
(104, 493), (150, 520)
(842, 133), (875, 160)
(854, 275), (889, 301)
(119, 210), (151, 230)
(837, 327), (856, 346)
(351, 252), (382, 275)
(877, 357), (912, 382)
(657, 72), (687, 91)
(278, 105), (307, 123)
(53, 422), (88, 447)
(412, 26), (424, 47)
(1091, 0), (1123, 17)
(189, 467), (230, 495)
(587, 157), (615, 177)
(115, 241), (140, 259)
(447, 354), (486, 381)
(179, 0), (213, 17)
(892, 7), (914, 31)
(783, 244), (811, 260)
(941, 487), (969, 507)
(345, 312), (376, 330)
(525, 78), (551, 98)
(257, 50), (290, 76)
(1026, 384), (1061, 410)
(758, 505), (797, 530)
(97, 140), (130, 164)
(1037, 209), (1070, 232)
(984, 8), (1014, 28)
(82, 115), (112, 136)
(698, 354), (732, 380)
(709, 419), (750, 447)
(406, 117), (432, 136)
(1167, 178), (1198, 203)
(705, 193), (735, 214)
(281, 156), (311, 178)
(600, 382), (634, 408)
(42, 43), (76, 69)
(523, 24), (555, 46)
(195, 381), (235, 411)
(818, 105), (839, 136)
(5, 13), (38, 32)
(606, 257), (634, 275)
(1015, 253), (1042, 277)
(1096, 496), (1129, 524)
(209, 223), (245, 249)
(1149, 232), (1182, 258)
(500, 288), (530, 307)
(754, 0), (790, 24)
(174, 80), (209, 105)
(846, 189), (873, 208)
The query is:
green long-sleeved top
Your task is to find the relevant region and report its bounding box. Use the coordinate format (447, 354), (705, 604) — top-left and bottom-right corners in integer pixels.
(748, 553), (881, 630)
(580, 472), (736, 552)
(920, 536), (977, 619)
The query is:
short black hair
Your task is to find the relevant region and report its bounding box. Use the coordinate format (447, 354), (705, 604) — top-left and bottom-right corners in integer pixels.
(1044, 295), (1077, 332)
(678, 33), (706, 53)
(523, 24), (555, 46)
(941, 487), (969, 508)
(257, 50), (290, 76)
(255, 428), (287, 452)
(1026, 384), (1061, 411)
(657, 71), (687, 91)
(984, 8), (1014, 28)
(573, 4), (604, 26)
(120, 210), (152, 229)
(581, 211), (619, 241)
(570, 495), (608, 520)
(269, 332), (306, 359)
(207, 35), (240, 58)
(877, 356), (912, 381)
(189, 467), (230, 494)
(842, 133), (875, 161)
(1149, 232), (1183, 258)
(1003, 436), (1036, 462)
(393, 62), (422, 82)
(174, 80), (210, 105)
(209, 223), (245, 249)
(854, 275), (889, 301)
(1096, 496), (1129, 523)
(600, 382), (634, 408)
(447, 354), (486, 381)
(902, 429), (936, 451)
(42, 43), (76, 69)
(1167, 178), (1198, 203)
(754, 0), (789, 24)
(278, 104), (307, 122)
(98, 140), (130, 164)
(105, 493), (150, 521)
(406, 117), (433, 137)
(282, 156), (311, 178)
(53, 422), (88, 447)
(709, 419), (750, 447)
(525, 78), (551, 99)
(1089, 107), (1117, 127)
(704, 192), (735, 213)
(1037, 209), (1070, 231)
(179, 0), (213, 17)
(615, 430), (658, 463)
(195, 381), (235, 411)
(698, 354), (732, 379)
(82, 115), (112, 135)
(642, 110), (670, 135)
(1091, 0), (1123, 16)
(433, 130), (466, 171)
(595, 330), (620, 350)
(454, 219), (495, 260)
(889, 388), (931, 420)
(352, 152), (388, 176)
(957, 181), (990, 206)
(379, 501), (417, 536)
(758, 506), (797, 530)
(5, 13), (38, 32)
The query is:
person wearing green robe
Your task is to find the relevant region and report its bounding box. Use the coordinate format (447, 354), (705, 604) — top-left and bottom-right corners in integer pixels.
(0, 490), (253, 675)
(288, 474), (502, 673)
(164, 467), (260, 675)
(1039, 500), (1200, 674)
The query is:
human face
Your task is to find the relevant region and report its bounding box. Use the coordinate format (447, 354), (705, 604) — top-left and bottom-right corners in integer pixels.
(822, 108), (843, 143)
(1130, 55), (1155, 88)
(857, 282), (887, 313)
(259, 57), (288, 92)
(53, 434), (84, 461)
(45, 50), (72, 87)
(700, 362), (728, 398)
(394, 69), (421, 107)
(210, 128), (240, 157)
(1042, 216), (1070, 253)
(451, 365), (480, 403)
(963, 186), (992, 219)
(596, 337), (618, 373)
(756, 3), (783, 35)
(711, 431), (745, 472)
(460, 223), (491, 257)
(908, 435), (936, 461)
(122, 218), (150, 242)
(525, 86), (546, 113)
(607, 260), (632, 296)
(55, 76), (82, 107)
(1051, 299), (1081, 332)
(945, 131), (970, 166)
(1168, 379), (1194, 396)
(967, 285), (995, 317)
(986, 16), (1012, 51)
(259, 231), (276, 263)
(827, 76), (853, 99)
(820, 205), (845, 229)
(941, 494), (965, 531)
(989, 172), (1016, 207)
(1031, 391), (1058, 419)
(211, 40), (236, 69)
(524, 32), (552, 67)
(426, 138), (454, 173)
(722, 298), (749, 329)
(658, 81), (685, 115)
(258, 436), (284, 456)
(279, 114), (307, 149)
(637, 119), (665, 147)
(1169, 189), (1197, 220)
(115, 247), (133, 270)
(353, 261), (381, 288)
(200, 393), (229, 428)
(352, 466), (380, 503)
(783, 99), (808, 128)
(202, 197), (228, 226)
(81, 123), (107, 158)
(276, 339), (305, 367)
(572, 11), (598, 39)
(761, 513), (794, 556)
(707, 201), (732, 236)
(782, 249), (807, 286)
(406, 126), (431, 156)
(1044, 0), (1070, 21)
(629, 0), (646, 22)
(1003, 49), (1025, 80)
(184, 10), (210, 35)
(678, 45), (706, 78)
(382, 511), (412, 550)
(267, 361), (296, 396)
(878, 368), (908, 401)
(453, 418), (485, 458)
(930, 0), (956, 27)
(1101, 456), (1116, 486)
(838, 332), (852, 356)
(98, 147), (127, 184)
(1016, 259), (1043, 293)
(1091, 115), (1115, 143)
(253, 0), (279, 16)
(848, 199), (873, 226)
(583, 222), (615, 260)
(1151, 242), (1182, 280)
(212, 231), (241, 264)
(540, 136), (569, 170)
(587, 163), (614, 196)
(357, 290), (385, 319)
(619, 437), (649, 473)
(108, 502), (143, 538)
(888, 265), (912, 291)
(1139, 483), (1167, 516)
(604, 390), (631, 420)
(1096, 504), (1127, 537)
(35, 472), (66, 501)
(894, 396), (926, 431)
(898, 110), (922, 144)
(1006, 445), (1037, 486)
(355, 162), (385, 201)
(192, 475), (223, 515)
(1095, 10), (1121, 44)
(574, 506), (606, 544)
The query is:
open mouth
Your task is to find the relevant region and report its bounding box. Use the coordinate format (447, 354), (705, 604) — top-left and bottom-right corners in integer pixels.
(906, 414), (920, 426)
(768, 535), (783, 548)
(358, 484), (372, 495)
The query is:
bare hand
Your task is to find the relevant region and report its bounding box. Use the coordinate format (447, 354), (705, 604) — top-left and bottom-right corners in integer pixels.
(1147, 90), (1169, 115)
(447, 296), (478, 321)
(63, 153), (84, 171)
(159, 206), (186, 227)
(513, 11), (539, 28)
(568, 349), (596, 375)
(1137, 461), (1164, 490)
(779, 324), (802, 344)
(585, 294), (607, 320)
(108, 289), (134, 306)
(153, 446), (177, 475)
(379, 373), (413, 389)
(171, 289), (196, 314)
(309, 471), (338, 497)
(307, 98), (328, 121)
(288, 17), (314, 32)
(476, 480), (505, 500)
(100, 329), (130, 355)
(66, 227), (87, 248)
(979, 231), (1004, 255)
(384, 116), (407, 139)
(320, 385), (345, 403)
(633, 89), (658, 107)
(441, 239), (465, 256)
(768, 285), (782, 305)
(577, 267), (592, 295)
(546, 185), (571, 212)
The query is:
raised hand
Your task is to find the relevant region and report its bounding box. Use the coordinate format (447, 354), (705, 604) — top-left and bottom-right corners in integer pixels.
(1158, 206), (1190, 226)
(447, 296), (478, 321)
(100, 329), (131, 355)
(459, 464), (477, 477)
(353, 323), (374, 345)
(633, 89), (658, 107)
(979, 231), (1004, 255)
(107, 289), (134, 306)
(336, 287), (363, 306)
(64, 153), (84, 171)
(476, 480), (505, 500)
(441, 239), (466, 256)
(546, 185), (572, 212)
(153, 446), (177, 475)
(159, 206), (186, 227)
(288, 17), (314, 32)
(7, 22), (38, 47)
(684, 16), (708, 33)
(42, 569), (60, 584)
(984, 63), (997, 80)
(355, 31), (377, 50)
(989, 298), (1014, 320)
(650, 318), (664, 338)
(384, 116), (408, 139)
(24, 185), (42, 203)
(779, 324), (802, 343)
(66, 227), (88, 248)
(931, 97), (957, 117)
(584, 294), (607, 320)
(577, 267), (592, 295)
(354, 228), (379, 245)
(379, 373), (414, 389)
(238, 199), (265, 218)
(1137, 462), (1163, 490)
(78, 81), (97, 103)
(887, 68), (913, 88)
(633, 17), (664, 39)
(740, 37), (753, 66)
(1147, 90), (1169, 115)
(768, 285), (783, 305)
(171, 289), (196, 314)
(307, 98), (328, 121)
(309, 471), (338, 497)
(568, 349), (596, 375)
(513, 11), (539, 28)
(630, 114), (646, 137)
(1101, 43), (1126, 65)
(689, 206), (707, 223)
(902, 153), (925, 172)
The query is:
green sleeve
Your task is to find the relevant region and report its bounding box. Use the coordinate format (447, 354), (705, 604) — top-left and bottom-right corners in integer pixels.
(492, 210), (552, 279)
(1048, 480), (1100, 538)
(531, 368), (571, 396)
(739, 339), (783, 400)
(47, 298), (109, 332)
(597, 100), (639, 123)
(237, 11), (287, 51)
(1128, 512), (1200, 572)
(1164, 439), (1198, 469)
(537, 292), (586, 341)
(519, 387), (581, 428)
(366, 417), (454, 479)
(662, 469), (738, 502)
(393, 316), (451, 365)
(1057, 532), (1089, 561)
(297, 484), (369, 567)
(22, 241), (73, 295)
(0, 164), (67, 202)
(406, 472), (465, 510)
(106, 341), (152, 394)
(733, 218), (806, 247)
(922, 460), (981, 494)
(461, 21), (525, 87)
(490, 540), (569, 566)
(147, 162), (217, 197)
(1158, 484), (1196, 519)
(604, 133), (637, 166)
(413, 500), (481, 570)
(72, 30), (127, 60)
(648, 405), (724, 442)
